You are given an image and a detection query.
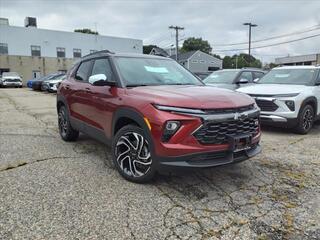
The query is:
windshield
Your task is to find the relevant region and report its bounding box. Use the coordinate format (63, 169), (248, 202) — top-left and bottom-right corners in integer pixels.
(258, 69), (317, 85)
(114, 57), (203, 87)
(203, 70), (239, 84)
(2, 72), (20, 77)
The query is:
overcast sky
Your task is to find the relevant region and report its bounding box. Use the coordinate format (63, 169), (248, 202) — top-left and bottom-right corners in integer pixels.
(1, 0), (320, 62)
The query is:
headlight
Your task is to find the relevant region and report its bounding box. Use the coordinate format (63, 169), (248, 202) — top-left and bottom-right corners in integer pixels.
(154, 104), (205, 114)
(162, 120), (181, 142)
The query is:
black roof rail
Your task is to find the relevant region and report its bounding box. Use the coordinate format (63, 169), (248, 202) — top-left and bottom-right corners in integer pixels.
(83, 49), (115, 58)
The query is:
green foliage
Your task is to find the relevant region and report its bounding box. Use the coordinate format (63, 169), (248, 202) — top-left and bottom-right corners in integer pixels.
(223, 53), (262, 69)
(74, 29), (98, 35)
(181, 37), (212, 54)
(143, 45), (158, 54)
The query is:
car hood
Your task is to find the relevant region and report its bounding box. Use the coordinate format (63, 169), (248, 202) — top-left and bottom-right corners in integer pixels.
(238, 84), (309, 95)
(127, 85), (254, 109)
(206, 83), (237, 90)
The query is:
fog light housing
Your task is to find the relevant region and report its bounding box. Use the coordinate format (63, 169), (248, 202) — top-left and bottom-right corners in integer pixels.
(162, 121), (180, 142)
(285, 101), (295, 111)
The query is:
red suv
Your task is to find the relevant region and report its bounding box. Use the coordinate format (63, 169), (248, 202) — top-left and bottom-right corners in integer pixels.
(57, 50), (261, 182)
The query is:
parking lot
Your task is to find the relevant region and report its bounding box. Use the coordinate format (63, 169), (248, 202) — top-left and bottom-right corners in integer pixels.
(0, 88), (319, 239)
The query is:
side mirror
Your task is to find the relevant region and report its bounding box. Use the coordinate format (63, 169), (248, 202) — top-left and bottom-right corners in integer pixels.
(253, 78), (260, 83)
(238, 78), (249, 84)
(88, 74), (116, 86)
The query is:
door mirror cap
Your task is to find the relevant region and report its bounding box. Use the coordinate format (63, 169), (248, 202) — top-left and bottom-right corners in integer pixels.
(238, 78), (249, 84)
(253, 78), (260, 83)
(88, 74), (116, 86)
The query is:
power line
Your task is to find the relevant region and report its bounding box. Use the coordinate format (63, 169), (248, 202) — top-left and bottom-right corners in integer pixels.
(214, 33), (320, 52)
(213, 24), (320, 46)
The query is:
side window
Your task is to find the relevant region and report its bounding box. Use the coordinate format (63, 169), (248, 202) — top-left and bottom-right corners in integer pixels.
(75, 61), (92, 81)
(239, 71), (253, 82)
(91, 58), (113, 81)
(253, 71), (264, 80)
(316, 71), (320, 84)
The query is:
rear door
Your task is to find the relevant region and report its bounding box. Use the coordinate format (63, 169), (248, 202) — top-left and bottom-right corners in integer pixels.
(68, 60), (93, 124)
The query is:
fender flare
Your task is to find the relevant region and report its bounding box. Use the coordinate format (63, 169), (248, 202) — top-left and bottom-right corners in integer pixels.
(300, 96), (318, 114)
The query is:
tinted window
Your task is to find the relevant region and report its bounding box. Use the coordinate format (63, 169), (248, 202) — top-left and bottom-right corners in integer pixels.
(0, 43), (8, 54)
(91, 58), (113, 81)
(253, 72), (264, 80)
(239, 71), (253, 82)
(31, 45), (41, 56)
(75, 61), (92, 81)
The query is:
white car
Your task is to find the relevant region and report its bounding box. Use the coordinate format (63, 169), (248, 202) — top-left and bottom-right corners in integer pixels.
(0, 72), (23, 88)
(237, 66), (320, 134)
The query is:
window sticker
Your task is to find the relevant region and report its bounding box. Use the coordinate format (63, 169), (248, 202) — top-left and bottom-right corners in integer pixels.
(144, 66), (168, 73)
(275, 74), (290, 78)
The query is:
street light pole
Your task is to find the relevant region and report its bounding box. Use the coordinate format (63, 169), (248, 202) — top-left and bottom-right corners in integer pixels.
(243, 22), (257, 58)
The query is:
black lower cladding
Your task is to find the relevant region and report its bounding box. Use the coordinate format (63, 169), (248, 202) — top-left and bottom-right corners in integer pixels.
(193, 117), (259, 145)
(157, 144), (261, 169)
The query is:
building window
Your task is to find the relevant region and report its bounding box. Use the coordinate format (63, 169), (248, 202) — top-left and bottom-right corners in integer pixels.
(192, 60), (198, 63)
(57, 47), (66, 58)
(31, 45), (41, 56)
(90, 50), (97, 54)
(199, 60), (205, 63)
(73, 48), (82, 58)
(0, 43), (8, 54)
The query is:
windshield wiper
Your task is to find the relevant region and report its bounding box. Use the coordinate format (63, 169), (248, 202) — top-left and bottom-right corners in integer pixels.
(125, 84), (150, 88)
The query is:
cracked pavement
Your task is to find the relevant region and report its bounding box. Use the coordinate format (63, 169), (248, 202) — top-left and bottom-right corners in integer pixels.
(0, 88), (319, 240)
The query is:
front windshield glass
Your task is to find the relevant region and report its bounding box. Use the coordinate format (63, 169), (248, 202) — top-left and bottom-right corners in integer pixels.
(114, 57), (203, 87)
(2, 72), (19, 77)
(258, 68), (316, 85)
(203, 70), (239, 84)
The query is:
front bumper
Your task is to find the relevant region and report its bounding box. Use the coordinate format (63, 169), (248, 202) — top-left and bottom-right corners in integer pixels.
(156, 144), (261, 169)
(0, 82), (22, 87)
(260, 114), (297, 128)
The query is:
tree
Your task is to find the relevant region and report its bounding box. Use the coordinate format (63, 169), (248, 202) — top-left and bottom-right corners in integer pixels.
(222, 53), (262, 69)
(181, 37), (212, 54)
(74, 28), (98, 35)
(143, 45), (158, 54)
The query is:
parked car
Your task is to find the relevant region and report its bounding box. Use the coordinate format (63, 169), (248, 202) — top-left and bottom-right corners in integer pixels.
(0, 72), (23, 88)
(238, 66), (320, 134)
(32, 73), (64, 91)
(194, 72), (211, 80)
(57, 50), (261, 183)
(41, 74), (66, 92)
(203, 68), (266, 90)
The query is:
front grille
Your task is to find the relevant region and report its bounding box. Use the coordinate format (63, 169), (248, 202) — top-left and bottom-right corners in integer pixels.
(193, 117), (259, 145)
(255, 99), (278, 112)
(5, 79), (20, 83)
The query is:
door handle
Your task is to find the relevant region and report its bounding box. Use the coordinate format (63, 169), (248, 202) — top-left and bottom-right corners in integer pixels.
(65, 84), (70, 90)
(85, 87), (92, 93)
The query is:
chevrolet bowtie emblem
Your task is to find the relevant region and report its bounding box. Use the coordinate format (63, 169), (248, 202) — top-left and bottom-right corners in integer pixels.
(234, 112), (248, 121)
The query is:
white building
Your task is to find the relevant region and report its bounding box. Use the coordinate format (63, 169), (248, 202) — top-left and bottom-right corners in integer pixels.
(0, 17), (142, 81)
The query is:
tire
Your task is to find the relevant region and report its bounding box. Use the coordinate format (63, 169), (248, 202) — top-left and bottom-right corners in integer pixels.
(294, 104), (315, 134)
(112, 124), (156, 183)
(58, 105), (79, 141)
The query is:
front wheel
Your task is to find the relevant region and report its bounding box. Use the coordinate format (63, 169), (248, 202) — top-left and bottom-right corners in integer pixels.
(294, 104), (314, 134)
(112, 125), (156, 183)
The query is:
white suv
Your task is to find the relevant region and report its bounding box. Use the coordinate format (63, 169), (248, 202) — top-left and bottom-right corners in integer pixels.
(237, 66), (320, 134)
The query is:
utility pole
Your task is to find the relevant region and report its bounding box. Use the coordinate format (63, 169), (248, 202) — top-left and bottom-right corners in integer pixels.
(169, 25), (184, 61)
(243, 22), (257, 58)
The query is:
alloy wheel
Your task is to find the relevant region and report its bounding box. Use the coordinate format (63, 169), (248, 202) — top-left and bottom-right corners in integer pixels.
(302, 109), (313, 131)
(58, 109), (68, 137)
(115, 132), (152, 177)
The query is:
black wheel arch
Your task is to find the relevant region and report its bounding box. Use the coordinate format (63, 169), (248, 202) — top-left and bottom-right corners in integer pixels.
(112, 107), (151, 138)
(300, 97), (318, 115)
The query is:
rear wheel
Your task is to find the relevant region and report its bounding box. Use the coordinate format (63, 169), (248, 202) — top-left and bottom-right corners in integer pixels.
(294, 104), (314, 134)
(58, 105), (79, 141)
(112, 125), (156, 183)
